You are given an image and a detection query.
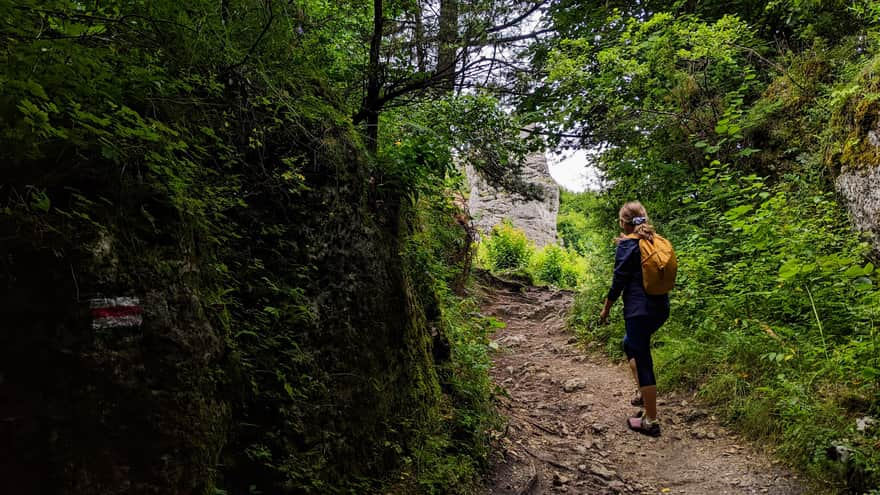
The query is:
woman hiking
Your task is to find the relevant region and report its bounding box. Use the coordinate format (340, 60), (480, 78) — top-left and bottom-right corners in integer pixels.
(599, 201), (670, 437)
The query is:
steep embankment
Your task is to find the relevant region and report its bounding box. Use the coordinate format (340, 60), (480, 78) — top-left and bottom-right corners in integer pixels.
(479, 276), (807, 494)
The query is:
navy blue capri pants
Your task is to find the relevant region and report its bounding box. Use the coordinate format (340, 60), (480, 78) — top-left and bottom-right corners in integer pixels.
(622, 308), (669, 387)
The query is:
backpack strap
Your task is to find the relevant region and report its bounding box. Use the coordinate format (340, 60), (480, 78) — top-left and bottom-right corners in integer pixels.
(625, 233), (650, 244)
(626, 233), (658, 245)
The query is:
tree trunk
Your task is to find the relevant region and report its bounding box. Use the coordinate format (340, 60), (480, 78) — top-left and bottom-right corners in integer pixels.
(414, 1), (426, 73)
(366, 0), (384, 152)
(437, 0), (459, 92)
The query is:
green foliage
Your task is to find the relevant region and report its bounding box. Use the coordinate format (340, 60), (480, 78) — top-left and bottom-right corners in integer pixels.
(563, 167), (880, 491)
(557, 192), (626, 354)
(544, 11), (764, 184)
(399, 182), (500, 494)
(480, 220), (534, 272)
(379, 94), (542, 198)
(477, 218), (588, 290)
(0, 1), (504, 493)
(545, 4), (880, 490)
(409, 296), (501, 494)
(530, 244), (585, 288)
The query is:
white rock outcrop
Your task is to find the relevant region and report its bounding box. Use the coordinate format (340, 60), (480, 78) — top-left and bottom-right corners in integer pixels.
(837, 164), (880, 251)
(466, 152), (560, 247)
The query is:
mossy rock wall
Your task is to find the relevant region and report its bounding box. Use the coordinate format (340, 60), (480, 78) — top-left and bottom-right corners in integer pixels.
(0, 116), (444, 494)
(217, 134), (446, 492)
(0, 1), (448, 487)
(0, 183), (228, 494)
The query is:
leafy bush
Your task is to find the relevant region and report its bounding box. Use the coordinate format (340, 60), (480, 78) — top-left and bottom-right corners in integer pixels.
(530, 244), (586, 288)
(480, 220), (534, 272)
(477, 219), (589, 290)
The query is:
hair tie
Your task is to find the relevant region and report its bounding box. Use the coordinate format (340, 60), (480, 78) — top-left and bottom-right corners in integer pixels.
(631, 216), (647, 226)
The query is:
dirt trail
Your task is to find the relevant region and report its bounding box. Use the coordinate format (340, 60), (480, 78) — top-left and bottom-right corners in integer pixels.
(479, 275), (807, 495)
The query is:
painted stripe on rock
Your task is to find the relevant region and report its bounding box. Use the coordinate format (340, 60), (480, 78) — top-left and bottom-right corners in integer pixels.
(89, 297), (143, 330)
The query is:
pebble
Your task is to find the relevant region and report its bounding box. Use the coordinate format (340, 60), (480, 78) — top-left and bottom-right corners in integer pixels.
(562, 378), (587, 392)
(608, 480), (626, 490)
(684, 409), (708, 423)
(552, 473), (571, 486)
(590, 463), (616, 480)
(857, 416), (876, 433)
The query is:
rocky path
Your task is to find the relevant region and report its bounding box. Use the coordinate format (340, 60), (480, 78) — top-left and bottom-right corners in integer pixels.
(479, 276), (808, 495)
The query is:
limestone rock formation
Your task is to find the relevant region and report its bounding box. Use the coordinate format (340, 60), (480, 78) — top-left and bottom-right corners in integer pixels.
(466, 152), (560, 247)
(837, 164), (880, 251)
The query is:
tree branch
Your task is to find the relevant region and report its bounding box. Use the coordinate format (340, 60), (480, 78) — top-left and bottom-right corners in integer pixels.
(227, 1), (275, 71)
(485, 1), (548, 34)
(474, 28), (554, 47)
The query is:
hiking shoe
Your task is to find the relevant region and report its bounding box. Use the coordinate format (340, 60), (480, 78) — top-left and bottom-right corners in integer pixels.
(627, 416), (661, 437)
(630, 393), (643, 406)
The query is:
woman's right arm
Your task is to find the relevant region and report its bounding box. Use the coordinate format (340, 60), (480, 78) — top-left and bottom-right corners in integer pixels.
(607, 239), (637, 302)
(600, 239), (636, 322)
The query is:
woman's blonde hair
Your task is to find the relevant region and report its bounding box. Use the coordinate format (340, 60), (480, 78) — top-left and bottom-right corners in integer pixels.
(619, 201), (656, 242)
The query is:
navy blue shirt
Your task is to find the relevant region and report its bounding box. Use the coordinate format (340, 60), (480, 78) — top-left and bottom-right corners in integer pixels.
(607, 238), (670, 319)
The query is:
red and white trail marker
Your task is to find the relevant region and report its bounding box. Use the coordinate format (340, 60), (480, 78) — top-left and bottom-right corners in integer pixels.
(89, 297), (143, 330)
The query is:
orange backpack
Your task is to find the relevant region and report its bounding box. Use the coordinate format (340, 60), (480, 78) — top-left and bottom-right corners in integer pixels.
(626, 234), (678, 295)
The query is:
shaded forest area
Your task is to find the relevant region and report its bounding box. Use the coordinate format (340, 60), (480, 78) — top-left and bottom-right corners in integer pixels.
(0, 0), (526, 493)
(1, 0), (880, 494)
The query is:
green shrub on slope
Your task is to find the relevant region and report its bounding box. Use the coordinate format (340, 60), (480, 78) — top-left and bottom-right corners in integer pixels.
(481, 220), (534, 272)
